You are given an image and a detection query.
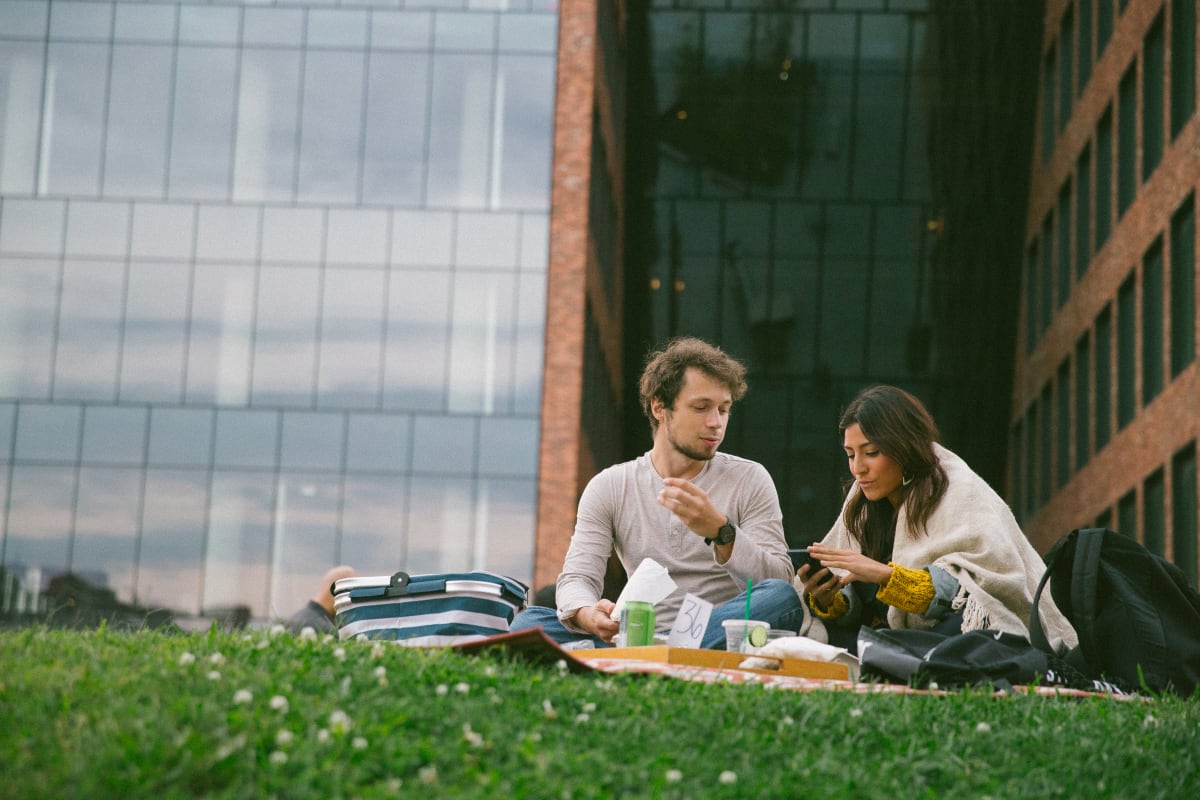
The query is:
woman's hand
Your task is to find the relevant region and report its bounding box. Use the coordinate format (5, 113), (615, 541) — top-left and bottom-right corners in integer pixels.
(807, 544), (894, 586)
(797, 562), (846, 611)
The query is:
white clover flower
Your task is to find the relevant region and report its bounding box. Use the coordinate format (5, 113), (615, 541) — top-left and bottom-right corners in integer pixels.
(233, 689), (253, 705)
(1143, 715), (1160, 729)
(975, 722), (992, 733)
(333, 647), (347, 661)
(781, 715), (795, 726)
(299, 627), (318, 641)
(665, 769), (683, 784)
(352, 736), (368, 750)
(484, 665), (496, 677)
(209, 652), (225, 665)
(269, 695), (289, 713)
(719, 771), (737, 784)
(582, 702), (596, 713)
(454, 682), (470, 694)
(329, 709), (352, 735)
(269, 750), (288, 765)
(463, 724), (484, 748)
(206, 670), (222, 681)
(370, 642), (387, 660)
(418, 765), (438, 785)
(275, 729), (295, 747)
(435, 684), (449, 697)
(574, 713), (590, 724)
(555, 659), (568, 672)
(178, 652), (196, 666)
(317, 728), (331, 744)
(542, 699), (558, 719)
(849, 708), (864, 718)
(269, 624), (286, 637)
(215, 733), (247, 761)
(374, 665), (388, 686)
(255, 638), (271, 650)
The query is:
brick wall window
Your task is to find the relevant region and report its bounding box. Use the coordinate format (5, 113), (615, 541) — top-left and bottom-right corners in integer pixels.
(1116, 274), (1136, 428)
(1118, 486), (1137, 538)
(1170, 194), (1196, 377)
(1096, 107), (1113, 249)
(1095, 303), (1113, 449)
(1143, 11), (1165, 179)
(1142, 237), (1164, 405)
(1075, 145), (1092, 278)
(1144, 467), (1165, 554)
(1056, 359), (1071, 488)
(1173, 442), (1198, 586)
(1170, 0), (1196, 138)
(1075, 332), (1091, 469)
(1116, 64), (1136, 217)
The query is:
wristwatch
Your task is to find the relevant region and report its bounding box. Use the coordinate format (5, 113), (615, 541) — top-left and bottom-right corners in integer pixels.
(705, 519), (736, 546)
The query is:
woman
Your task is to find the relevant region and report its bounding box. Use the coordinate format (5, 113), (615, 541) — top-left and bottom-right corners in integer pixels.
(799, 385), (1077, 654)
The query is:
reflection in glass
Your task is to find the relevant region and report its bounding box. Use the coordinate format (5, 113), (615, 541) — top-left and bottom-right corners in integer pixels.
(406, 476), (473, 573)
(280, 411), (344, 471)
(428, 54), (494, 208)
(196, 205), (260, 263)
(72, 466), (141, 601)
(448, 272), (515, 414)
(0, 259), (58, 398)
(412, 415), (476, 475)
(136, 468), (207, 613)
(261, 207), (324, 265)
(496, 55), (555, 210)
(104, 44), (172, 198)
(298, 50), (365, 204)
(456, 212), (519, 268)
(269, 473), (340, 619)
(513, 272), (546, 414)
(345, 413), (411, 473)
(169, 46), (237, 199)
(0, 41), (45, 194)
(0, 402), (14, 458)
(477, 478), (537, 582)
(477, 417), (538, 477)
(391, 210), (453, 266)
(186, 264), (253, 405)
(53, 260), (123, 401)
(42, 42), (109, 196)
(147, 407), (213, 468)
(326, 209), (388, 266)
(234, 48), (302, 204)
(15, 403), (81, 461)
(340, 474), (406, 571)
(252, 266), (319, 407)
(65, 201), (130, 258)
(383, 269), (450, 411)
(317, 268), (385, 409)
(363, 53), (429, 206)
(0, 197), (64, 253)
(130, 202), (195, 260)
(4, 464), (76, 590)
(213, 409), (279, 470)
(120, 261), (189, 403)
(205, 471), (273, 618)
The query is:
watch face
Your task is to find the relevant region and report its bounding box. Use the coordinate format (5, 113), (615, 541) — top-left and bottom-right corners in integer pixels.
(718, 524), (735, 543)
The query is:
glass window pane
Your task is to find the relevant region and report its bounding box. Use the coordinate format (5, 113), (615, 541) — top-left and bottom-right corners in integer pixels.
(456, 212), (519, 269)
(113, 3), (177, 43)
(43, 42), (109, 196)
(0, 258), (58, 397)
(213, 409), (279, 470)
(65, 200), (130, 258)
(252, 266), (320, 407)
(104, 44), (173, 198)
(435, 12), (496, 51)
(185, 264), (254, 405)
(0, 402), (14, 459)
(0, 0), (49, 38)
(15, 403), (81, 461)
(120, 261), (189, 403)
(49, 1), (112, 39)
(0, 42), (46, 194)
(406, 476), (473, 572)
(169, 46), (237, 200)
(427, 54), (494, 208)
(196, 205), (260, 263)
(317, 268), (386, 409)
(448, 272), (515, 414)
(383, 269), (450, 411)
(131, 202), (195, 260)
(340, 474), (406, 570)
(297, 50), (366, 204)
(280, 411), (344, 471)
(0, 198), (64, 254)
(243, 7), (303, 47)
(136, 468), (207, 615)
(362, 52), (429, 206)
(72, 466), (141, 602)
(233, 48), (302, 204)
(307, 9), (368, 48)
(262, 207), (324, 265)
(204, 471), (274, 617)
(53, 260), (123, 402)
(391, 210), (453, 266)
(345, 413), (410, 472)
(371, 11), (432, 49)
(147, 407), (213, 468)
(269, 473), (340, 618)
(4, 464), (75, 586)
(326, 209), (388, 266)
(178, 5), (240, 45)
(477, 417), (537, 477)
(411, 414), (476, 475)
(478, 478), (535, 581)
(519, 213), (549, 271)
(81, 405), (147, 465)
(512, 272), (545, 414)
(498, 14), (557, 53)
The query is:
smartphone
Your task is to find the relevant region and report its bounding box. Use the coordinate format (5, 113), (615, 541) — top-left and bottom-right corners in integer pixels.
(787, 548), (819, 574)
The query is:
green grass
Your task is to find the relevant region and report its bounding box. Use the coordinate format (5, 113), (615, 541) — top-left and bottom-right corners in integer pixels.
(1, 626), (1198, 799)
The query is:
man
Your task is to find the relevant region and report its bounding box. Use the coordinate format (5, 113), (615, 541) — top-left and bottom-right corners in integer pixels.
(512, 337), (804, 649)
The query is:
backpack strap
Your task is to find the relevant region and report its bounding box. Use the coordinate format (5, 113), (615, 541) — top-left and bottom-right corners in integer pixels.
(1069, 527), (1106, 654)
(1030, 529), (1075, 652)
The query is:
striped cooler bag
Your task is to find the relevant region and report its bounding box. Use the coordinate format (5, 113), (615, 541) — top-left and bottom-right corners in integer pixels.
(332, 570), (529, 646)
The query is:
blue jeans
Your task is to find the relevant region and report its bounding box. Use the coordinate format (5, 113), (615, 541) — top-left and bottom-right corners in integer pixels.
(510, 578), (806, 650)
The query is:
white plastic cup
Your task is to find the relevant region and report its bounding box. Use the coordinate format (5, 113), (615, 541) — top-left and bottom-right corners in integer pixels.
(722, 619), (769, 653)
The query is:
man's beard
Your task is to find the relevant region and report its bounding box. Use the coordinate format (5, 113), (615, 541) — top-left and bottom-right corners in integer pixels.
(664, 416), (717, 462)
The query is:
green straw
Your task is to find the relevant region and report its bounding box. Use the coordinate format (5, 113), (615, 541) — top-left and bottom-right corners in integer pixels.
(745, 578), (752, 621)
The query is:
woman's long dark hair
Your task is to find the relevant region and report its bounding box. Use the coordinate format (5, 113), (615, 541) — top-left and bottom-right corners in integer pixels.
(839, 385), (948, 561)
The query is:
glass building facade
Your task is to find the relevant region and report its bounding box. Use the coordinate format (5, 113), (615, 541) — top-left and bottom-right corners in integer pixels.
(0, 0), (557, 621)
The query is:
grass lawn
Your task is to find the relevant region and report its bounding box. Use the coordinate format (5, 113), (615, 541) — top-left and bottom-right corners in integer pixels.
(1, 626), (1198, 799)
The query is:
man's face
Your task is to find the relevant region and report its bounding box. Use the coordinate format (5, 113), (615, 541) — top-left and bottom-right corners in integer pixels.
(653, 367), (732, 461)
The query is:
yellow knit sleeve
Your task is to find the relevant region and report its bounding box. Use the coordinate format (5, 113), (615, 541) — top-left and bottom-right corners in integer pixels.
(807, 590), (849, 619)
(875, 562), (935, 614)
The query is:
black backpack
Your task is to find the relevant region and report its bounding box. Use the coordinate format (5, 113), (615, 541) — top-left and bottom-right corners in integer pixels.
(1030, 527), (1200, 696)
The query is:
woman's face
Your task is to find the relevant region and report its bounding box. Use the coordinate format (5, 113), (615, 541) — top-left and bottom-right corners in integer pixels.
(843, 423), (905, 507)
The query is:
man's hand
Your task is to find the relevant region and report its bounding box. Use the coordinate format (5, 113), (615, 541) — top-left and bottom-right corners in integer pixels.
(573, 599), (619, 644)
(658, 477), (725, 540)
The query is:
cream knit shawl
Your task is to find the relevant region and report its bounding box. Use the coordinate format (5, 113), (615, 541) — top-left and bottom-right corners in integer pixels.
(821, 443), (1078, 652)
